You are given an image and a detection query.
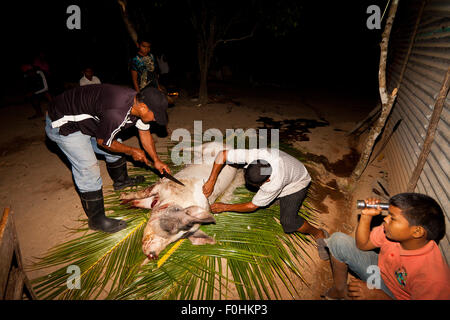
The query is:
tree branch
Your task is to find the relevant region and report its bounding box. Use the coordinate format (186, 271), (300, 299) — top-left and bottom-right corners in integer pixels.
(351, 0), (399, 180)
(216, 24), (257, 46)
(117, 0), (138, 47)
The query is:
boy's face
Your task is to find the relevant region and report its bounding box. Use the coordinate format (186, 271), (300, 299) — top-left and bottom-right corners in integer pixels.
(84, 68), (94, 80)
(383, 205), (415, 242)
(138, 41), (151, 56)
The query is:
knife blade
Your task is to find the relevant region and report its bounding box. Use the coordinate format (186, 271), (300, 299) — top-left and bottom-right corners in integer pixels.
(162, 171), (185, 186)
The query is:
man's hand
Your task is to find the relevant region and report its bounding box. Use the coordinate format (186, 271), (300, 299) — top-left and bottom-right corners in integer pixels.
(130, 148), (150, 165)
(361, 198), (384, 217)
(348, 279), (391, 300)
(210, 203), (228, 214)
(202, 179), (215, 198)
(154, 159), (171, 175)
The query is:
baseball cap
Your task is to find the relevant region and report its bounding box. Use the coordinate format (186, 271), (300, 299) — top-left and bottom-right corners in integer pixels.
(140, 86), (168, 126)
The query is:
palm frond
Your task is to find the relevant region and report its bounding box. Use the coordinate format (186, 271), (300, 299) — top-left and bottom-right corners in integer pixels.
(30, 143), (319, 300)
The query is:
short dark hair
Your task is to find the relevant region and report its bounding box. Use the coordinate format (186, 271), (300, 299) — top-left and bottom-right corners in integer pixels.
(389, 193), (445, 242)
(137, 37), (151, 45)
(244, 160), (272, 187)
(135, 92), (145, 104)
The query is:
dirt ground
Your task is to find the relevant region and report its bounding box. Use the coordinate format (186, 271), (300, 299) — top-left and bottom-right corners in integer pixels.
(0, 83), (387, 299)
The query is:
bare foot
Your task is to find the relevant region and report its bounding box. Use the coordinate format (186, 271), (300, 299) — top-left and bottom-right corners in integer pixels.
(321, 287), (348, 300)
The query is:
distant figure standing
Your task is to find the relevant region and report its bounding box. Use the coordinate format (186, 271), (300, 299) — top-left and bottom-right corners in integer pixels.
(157, 53), (170, 88)
(21, 64), (53, 119)
(130, 38), (159, 92)
(33, 52), (50, 76)
(80, 67), (101, 86)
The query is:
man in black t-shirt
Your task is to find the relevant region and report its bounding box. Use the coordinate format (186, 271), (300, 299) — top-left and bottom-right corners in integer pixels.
(45, 84), (170, 233)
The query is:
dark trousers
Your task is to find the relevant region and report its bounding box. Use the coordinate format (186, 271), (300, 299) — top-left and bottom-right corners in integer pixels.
(278, 185), (309, 233)
(29, 91), (52, 115)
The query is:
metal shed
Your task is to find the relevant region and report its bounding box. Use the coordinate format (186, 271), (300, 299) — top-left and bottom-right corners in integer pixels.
(383, 0), (449, 261)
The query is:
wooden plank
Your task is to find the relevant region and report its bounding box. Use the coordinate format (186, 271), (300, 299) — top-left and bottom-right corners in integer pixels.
(5, 267), (24, 300)
(0, 208), (14, 299)
(0, 208), (37, 300)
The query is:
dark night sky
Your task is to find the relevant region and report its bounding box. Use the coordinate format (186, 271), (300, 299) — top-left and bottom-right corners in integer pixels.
(1, 0), (389, 99)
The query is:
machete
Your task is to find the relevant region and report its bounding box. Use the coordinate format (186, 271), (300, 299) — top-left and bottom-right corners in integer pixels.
(162, 170), (185, 186)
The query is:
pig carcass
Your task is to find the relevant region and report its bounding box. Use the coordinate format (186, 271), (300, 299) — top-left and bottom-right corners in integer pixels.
(120, 142), (241, 260)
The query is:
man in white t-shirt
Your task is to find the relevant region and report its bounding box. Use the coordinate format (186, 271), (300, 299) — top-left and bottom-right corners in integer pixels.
(80, 67), (101, 86)
(203, 148), (329, 260)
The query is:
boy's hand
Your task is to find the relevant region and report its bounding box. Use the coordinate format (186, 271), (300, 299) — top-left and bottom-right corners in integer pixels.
(361, 198), (383, 217)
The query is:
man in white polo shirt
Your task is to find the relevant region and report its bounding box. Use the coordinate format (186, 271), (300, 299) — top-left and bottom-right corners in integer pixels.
(203, 148), (329, 260)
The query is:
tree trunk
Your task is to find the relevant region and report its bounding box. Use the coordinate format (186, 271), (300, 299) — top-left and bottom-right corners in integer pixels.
(117, 0), (138, 47)
(197, 34), (215, 105)
(198, 45), (210, 105)
(351, 0), (399, 180)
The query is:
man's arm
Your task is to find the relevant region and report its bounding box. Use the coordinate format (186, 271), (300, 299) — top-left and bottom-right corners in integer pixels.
(34, 70), (48, 94)
(131, 69), (140, 92)
(210, 201), (259, 214)
(202, 150), (228, 198)
(97, 138), (149, 165)
(138, 129), (170, 174)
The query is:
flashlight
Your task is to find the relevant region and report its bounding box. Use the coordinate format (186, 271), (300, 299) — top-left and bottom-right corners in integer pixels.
(357, 200), (389, 210)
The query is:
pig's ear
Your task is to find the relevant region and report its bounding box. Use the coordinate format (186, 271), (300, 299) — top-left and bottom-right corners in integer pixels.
(187, 229), (216, 245)
(184, 206), (216, 224)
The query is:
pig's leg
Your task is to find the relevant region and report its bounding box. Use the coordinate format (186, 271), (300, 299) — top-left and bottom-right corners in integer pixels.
(129, 196), (159, 209)
(187, 229), (216, 245)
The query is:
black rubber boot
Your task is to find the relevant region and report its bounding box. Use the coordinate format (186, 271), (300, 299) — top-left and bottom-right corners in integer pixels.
(80, 189), (127, 233)
(106, 157), (145, 191)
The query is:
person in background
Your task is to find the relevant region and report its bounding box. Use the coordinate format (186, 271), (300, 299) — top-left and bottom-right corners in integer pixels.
(322, 193), (450, 300)
(80, 66), (101, 86)
(157, 53), (170, 88)
(130, 38), (159, 93)
(33, 52), (50, 76)
(21, 64), (53, 119)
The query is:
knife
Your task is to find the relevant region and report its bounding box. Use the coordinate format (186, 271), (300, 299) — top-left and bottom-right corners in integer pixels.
(162, 170), (185, 186)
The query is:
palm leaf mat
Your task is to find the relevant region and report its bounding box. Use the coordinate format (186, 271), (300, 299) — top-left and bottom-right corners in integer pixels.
(30, 141), (320, 300)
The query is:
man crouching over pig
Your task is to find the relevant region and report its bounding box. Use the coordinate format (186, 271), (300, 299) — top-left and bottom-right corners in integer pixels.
(45, 84), (170, 233)
(202, 148), (329, 260)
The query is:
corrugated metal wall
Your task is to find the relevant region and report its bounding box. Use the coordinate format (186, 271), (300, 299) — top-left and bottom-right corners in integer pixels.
(383, 0), (449, 262)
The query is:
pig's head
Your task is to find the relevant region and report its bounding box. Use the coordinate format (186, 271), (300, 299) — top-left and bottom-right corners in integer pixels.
(142, 205), (216, 260)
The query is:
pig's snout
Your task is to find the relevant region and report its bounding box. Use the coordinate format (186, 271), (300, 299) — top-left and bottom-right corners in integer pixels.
(146, 252), (158, 260)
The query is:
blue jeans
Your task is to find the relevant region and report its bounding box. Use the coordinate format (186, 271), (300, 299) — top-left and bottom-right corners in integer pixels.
(45, 115), (121, 193)
(324, 232), (394, 298)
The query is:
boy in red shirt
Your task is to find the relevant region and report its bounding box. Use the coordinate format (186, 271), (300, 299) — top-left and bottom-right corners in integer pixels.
(322, 193), (450, 300)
